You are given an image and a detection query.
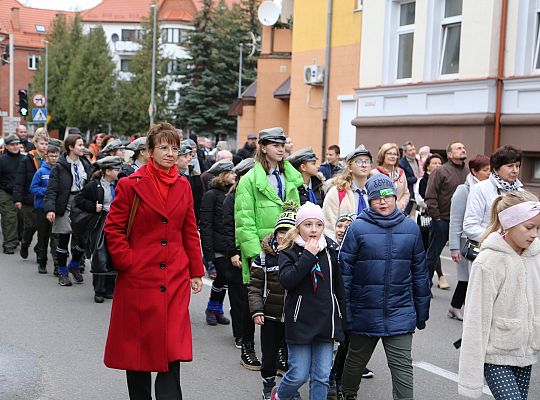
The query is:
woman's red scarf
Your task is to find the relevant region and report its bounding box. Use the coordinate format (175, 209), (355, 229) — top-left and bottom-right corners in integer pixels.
(146, 157), (178, 206)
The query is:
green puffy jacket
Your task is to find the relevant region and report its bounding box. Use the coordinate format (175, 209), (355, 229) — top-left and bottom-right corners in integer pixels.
(235, 161), (303, 283)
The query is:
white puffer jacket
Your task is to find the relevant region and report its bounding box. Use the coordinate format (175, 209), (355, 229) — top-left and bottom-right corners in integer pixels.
(458, 232), (540, 398)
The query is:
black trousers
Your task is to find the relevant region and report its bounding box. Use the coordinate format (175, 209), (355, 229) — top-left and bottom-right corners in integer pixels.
(331, 333), (350, 383)
(260, 319), (286, 378)
(241, 283), (255, 343)
(226, 265), (245, 339)
(35, 210), (59, 265)
(20, 205), (37, 251)
(126, 361), (182, 400)
(93, 274), (116, 296)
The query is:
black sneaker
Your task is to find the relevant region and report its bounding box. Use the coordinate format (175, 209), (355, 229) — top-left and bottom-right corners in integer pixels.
(262, 377), (275, 400)
(69, 268), (84, 283)
(53, 265), (59, 277)
(20, 245), (29, 259)
(205, 309), (217, 326)
(234, 337), (243, 349)
(38, 263), (47, 274)
(94, 295), (105, 303)
(362, 368), (374, 378)
(3, 248), (14, 254)
(58, 274), (72, 286)
(215, 312), (230, 325)
(240, 341), (261, 371)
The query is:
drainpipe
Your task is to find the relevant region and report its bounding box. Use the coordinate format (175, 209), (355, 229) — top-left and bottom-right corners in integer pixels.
(321, 0), (333, 158)
(493, 0), (509, 151)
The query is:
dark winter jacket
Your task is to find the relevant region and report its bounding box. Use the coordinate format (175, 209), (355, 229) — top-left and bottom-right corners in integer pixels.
(117, 163), (135, 180)
(339, 207), (431, 337)
(298, 175), (325, 208)
(72, 179), (107, 246)
(248, 235), (284, 321)
(279, 237), (345, 345)
(20, 138), (35, 153)
(29, 162), (52, 210)
(319, 162), (342, 180)
(399, 156), (418, 200)
(44, 154), (93, 216)
(236, 143), (256, 160)
(0, 151), (23, 194)
(222, 190), (239, 258)
(199, 182), (232, 262)
(14, 150), (45, 206)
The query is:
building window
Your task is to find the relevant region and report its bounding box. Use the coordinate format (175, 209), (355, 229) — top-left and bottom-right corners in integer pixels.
(354, 0), (363, 11)
(121, 29), (142, 42)
(120, 59), (130, 72)
(35, 25), (46, 33)
(161, 28), (188, 44)
(167, 59), (180, 74)
(534, 3), (540, 71)
(167, 90), (177, 104)
(28, 55), (40, 70)
(440, 0), (462, 77)
(396, 1), (415, 80)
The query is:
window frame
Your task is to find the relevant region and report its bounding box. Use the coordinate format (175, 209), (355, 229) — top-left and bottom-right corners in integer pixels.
(439, 0), (462, 79)
(28, 54), (40, 70)
(394, 1), (416, 82)
(354, 0), (363, 11)
(533, 3), (540, 73)
(121, 29), (142, 42)
(120, 59), (131, 72)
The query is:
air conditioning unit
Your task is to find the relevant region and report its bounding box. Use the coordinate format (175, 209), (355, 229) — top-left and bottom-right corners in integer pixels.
(303, 64), (324, 85)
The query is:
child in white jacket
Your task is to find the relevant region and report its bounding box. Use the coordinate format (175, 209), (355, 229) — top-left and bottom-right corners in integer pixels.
(458, 191), (540, 399)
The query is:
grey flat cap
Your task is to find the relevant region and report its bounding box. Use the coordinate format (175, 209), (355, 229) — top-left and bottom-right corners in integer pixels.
(102, 139), (125, 154)
(208, 160), (235, 175)
(96, 156), (123, 170)
(247, 133), (257, 140)
(126, 137), (147, 152)
(4, 134), (20, 145)
(287, 147), (318, 168)
(179, 140), (193, 155)
(233, 157), (255, 175)
(345, 144), (372, 163)
(48, 138), (64, 149)
(258, 127), (286, 144)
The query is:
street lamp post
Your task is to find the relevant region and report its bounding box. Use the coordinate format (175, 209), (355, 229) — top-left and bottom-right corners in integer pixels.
(8, 33), (14, 117)
(149, 3), (157, 127)
(44, 39), (48, 128)
(236, 43), (243, 146)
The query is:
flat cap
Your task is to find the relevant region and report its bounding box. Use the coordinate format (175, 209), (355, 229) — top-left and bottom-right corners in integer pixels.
(287, 147), (318, 168)
(233, 157), (255, 175)
(179, 140), (194, 155)
(258, 127), (286, 144)
(247, 133), (257, 140)
(126, 137), (147, 152)
(4, 133), (20, 145)
(96, 156), (123, 170)
(102, 139), (125, 154)
(48, 138), (64, 149)
(345, 144), (372, 163)
(208, 160), (234, 175)
(67, 127), (81, 135)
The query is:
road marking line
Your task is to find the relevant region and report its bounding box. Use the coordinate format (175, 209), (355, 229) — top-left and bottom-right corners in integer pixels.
(413, 361), (493, 397)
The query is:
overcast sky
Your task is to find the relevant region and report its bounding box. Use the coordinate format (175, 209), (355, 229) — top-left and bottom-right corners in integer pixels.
(21, 0), (102, 11)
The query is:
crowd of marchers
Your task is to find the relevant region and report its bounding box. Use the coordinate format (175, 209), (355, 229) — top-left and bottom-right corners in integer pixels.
(0, 122), (538, 400)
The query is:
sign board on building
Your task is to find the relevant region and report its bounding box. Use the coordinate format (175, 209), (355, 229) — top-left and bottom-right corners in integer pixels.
(2, 116), (21, 134)
(32, 93), (46, 108)
(32, 108), (47, 123)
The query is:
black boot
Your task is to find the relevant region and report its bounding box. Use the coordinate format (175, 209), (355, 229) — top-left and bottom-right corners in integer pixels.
(38, 263), (47, 274)
(240, 340), (261, 371)
(262, 377), (275, 400)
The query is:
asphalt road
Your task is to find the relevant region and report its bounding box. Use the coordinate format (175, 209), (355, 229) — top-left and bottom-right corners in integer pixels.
(0, 246), (538, 399)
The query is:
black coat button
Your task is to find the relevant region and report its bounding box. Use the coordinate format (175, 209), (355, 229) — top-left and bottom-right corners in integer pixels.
(162, 217), (168, 224)
(160, 285), (166, 292)
(161, 240), (167, 246)
(160, 263), (166, 269)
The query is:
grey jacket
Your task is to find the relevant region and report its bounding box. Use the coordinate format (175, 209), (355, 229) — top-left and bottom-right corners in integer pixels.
(449, 181), (470, 251)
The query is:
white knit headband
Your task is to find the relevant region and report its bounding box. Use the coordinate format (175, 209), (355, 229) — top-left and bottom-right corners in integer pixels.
(499, 201), (540, 230)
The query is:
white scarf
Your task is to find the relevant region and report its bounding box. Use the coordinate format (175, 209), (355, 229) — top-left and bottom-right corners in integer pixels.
(294, 234), (327, 251)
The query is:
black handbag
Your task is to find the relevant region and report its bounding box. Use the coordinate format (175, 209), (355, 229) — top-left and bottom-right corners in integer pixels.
(461, 239), (480, 261)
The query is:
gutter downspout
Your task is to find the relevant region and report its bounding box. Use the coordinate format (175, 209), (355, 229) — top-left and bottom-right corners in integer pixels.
(321, 0), (333, 158)
(493, 0), (509, 151)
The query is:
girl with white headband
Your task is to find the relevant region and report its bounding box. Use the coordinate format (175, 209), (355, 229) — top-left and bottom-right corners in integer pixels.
(458, 191), (540, 399)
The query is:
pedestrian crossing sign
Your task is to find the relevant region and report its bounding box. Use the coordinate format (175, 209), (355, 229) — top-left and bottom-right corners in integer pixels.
(32, 107), (47, 123)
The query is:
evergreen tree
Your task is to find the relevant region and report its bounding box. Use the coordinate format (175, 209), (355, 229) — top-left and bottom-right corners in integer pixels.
(175, 0), (259, 139)
(64, 26), (116, 132)
(112, 7), (167, 136)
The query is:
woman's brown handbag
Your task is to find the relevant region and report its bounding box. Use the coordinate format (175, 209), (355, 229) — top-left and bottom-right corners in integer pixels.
(91, 194), (139, 275)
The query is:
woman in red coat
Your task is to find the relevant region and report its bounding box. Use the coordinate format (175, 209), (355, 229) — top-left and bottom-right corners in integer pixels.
(104, 122), (204, 400)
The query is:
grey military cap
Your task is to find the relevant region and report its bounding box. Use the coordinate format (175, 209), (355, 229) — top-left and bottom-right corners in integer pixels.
(126, 137), (147, 152)
(96, 156), (123, 170)
(345, 144), (372, 163)
(287, 147), (318, 168)
(258, 127), (287, 144)
(247, 133), (257, 140)
(208, 160), (235, 175)
(4, 134), (20, 145)
(102, 139), (125, 154)
(233, 157), (255, 175)
(48, 138), (64, 149)
(179, 140), (193, 155)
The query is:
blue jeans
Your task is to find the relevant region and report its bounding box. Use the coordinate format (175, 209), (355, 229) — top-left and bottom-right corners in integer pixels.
(277, 341), (334, 400)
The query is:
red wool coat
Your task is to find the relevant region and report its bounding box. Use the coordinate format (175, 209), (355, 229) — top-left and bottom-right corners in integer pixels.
(103, 166), (204, 372)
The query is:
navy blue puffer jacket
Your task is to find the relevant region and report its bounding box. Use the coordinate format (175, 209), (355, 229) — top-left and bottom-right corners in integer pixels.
(339, 207), (430, 336)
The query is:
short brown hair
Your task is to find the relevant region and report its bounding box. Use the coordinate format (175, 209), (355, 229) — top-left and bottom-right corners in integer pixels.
(147, 122), (180, 151)
(64, 134), (83, 154)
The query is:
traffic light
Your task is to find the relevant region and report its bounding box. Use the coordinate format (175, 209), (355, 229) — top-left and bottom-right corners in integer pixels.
(17, 89), (28, 117)
(0, 46), (8, 65)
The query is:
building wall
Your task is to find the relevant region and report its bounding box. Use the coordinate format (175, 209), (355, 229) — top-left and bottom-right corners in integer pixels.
(288, 0), (361, 157)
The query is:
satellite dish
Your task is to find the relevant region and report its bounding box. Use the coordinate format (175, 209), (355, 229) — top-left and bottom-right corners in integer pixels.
(258, 1), (281, 26)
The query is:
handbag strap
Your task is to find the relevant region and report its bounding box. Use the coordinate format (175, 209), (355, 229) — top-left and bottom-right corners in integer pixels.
(127, 193), (139, 239)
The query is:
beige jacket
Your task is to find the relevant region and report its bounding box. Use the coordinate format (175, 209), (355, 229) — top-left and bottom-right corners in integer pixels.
(458, 232), (540, 398)
(322, 186), (356, 239)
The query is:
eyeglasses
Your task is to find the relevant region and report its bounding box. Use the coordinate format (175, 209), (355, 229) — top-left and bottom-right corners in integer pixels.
(47, 154), (59, 159)
(385, 153), (399, 157)
(373, 196), (394, 204)
(157, 145), (179, 154)
(354, 159), (371, 166)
